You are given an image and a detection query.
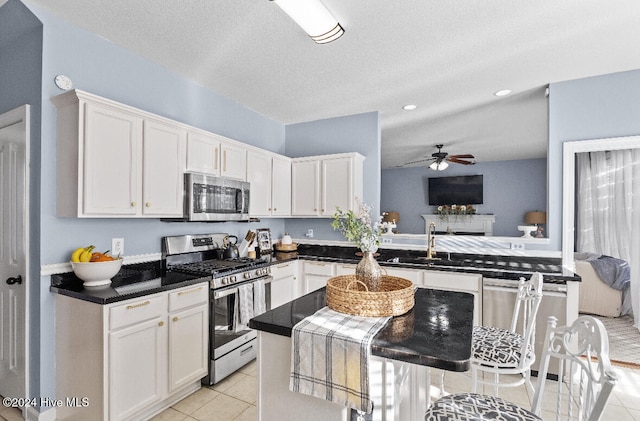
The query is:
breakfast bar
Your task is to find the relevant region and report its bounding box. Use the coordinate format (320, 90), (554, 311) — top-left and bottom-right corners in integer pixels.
(249, 287), (475, 421)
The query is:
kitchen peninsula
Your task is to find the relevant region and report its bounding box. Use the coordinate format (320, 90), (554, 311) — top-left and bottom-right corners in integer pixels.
(249, 287), (475, 421)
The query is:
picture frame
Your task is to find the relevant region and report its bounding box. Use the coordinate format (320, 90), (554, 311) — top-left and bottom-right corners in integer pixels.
(256, 228), (272, 255)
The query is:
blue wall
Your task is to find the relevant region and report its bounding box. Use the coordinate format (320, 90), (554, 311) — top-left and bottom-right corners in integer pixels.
(15, 0), (290, 407)
(0, 0), (43, 405)
(381, 159), (548, 236)
(284, 111), (381, 241)
(548, 69), (640, 251)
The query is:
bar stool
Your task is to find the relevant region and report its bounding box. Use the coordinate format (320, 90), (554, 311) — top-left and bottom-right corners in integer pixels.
(425, 315), (618, 420)
(471, 272), (543, 396)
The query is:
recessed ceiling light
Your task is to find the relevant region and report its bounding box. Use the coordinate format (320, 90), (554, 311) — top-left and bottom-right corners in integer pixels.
(494, 89), (512, 97)
(402, 104), (417, 111)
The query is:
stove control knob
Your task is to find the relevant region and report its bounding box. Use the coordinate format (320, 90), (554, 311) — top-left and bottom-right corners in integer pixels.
(244, 272), (251, 279)
(222, 277), (229, 285)
(230, 275), (237, 283)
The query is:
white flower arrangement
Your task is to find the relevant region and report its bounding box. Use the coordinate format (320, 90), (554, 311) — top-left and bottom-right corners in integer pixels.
(331, 199), (382, 252)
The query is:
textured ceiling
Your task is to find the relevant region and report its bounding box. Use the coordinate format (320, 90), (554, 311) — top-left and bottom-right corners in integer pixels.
(20, 0), (640, 167)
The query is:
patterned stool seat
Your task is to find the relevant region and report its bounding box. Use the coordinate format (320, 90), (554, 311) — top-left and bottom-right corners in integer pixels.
(424, 392), (542, 421)
(472, 325), (534, 367)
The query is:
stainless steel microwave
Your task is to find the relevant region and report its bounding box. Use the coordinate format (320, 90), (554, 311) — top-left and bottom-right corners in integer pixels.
(173, 172), (250, 222)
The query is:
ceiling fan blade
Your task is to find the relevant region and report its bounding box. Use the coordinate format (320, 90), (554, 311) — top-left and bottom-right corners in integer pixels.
(447, 157), (475, 165)
(402, 157), (436, 166)
(449, 154), (474, 159)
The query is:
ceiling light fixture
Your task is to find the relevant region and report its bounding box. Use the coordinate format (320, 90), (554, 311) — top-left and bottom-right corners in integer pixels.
(429, 161), (449, 171)
(494, 89), (512, 97)
(402, 104), (417, 111)
(272, 0), (344, 44)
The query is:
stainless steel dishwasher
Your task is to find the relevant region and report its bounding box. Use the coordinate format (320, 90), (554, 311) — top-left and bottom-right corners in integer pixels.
(482, 278), (567, 377)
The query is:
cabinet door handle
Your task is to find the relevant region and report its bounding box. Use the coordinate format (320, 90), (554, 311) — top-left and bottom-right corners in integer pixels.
(126, 300), (150, 310)
(223, 150), (227, 172)
(277, 264), (291, 269)
(215, 147), (219, 170)
(145, 202), (151, 207)
(273, 208), (277, 211)
(158, 321), (164, 327)
(130, 202), (136, 207)
(310, 262), (326, 266)
(173, 316), (179, 322)
(178, 286), (203, 296)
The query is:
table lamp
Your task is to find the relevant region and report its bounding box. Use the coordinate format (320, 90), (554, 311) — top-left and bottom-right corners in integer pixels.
(382, 211), (400, 234)
(525, 211), (547, 238)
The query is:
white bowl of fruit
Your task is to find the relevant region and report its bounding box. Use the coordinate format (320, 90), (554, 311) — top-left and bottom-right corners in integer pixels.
(70, 246), (123, 287)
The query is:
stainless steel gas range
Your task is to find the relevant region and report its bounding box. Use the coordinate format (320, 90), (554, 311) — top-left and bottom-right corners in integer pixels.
(162, 233), (272, 385)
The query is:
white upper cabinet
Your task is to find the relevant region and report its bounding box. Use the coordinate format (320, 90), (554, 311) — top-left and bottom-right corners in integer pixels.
(291, 159), (321, 216)
(292, 153), (364, 217)
(247, 150), (292, 217)
(186, 129), (246, 180)
(186, 130), (220, 175)
(55, 91), (185, 218)
(142, 119), (186, 216)
(80, 101), (143, 216)
(271, 155), (292, 216)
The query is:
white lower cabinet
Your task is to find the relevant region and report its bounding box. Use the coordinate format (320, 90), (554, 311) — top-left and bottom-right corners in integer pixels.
(56, 282), (209, 421)
(270, 261), (299, 308)
(303, 261), (335, 293)
(384, 267), (423, 284)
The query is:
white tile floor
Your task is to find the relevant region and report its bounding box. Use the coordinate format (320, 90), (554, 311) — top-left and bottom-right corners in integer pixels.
(1, 361), (638, 420)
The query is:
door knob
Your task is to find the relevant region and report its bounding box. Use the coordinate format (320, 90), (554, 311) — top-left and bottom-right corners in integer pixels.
(6, 275), (22, 285)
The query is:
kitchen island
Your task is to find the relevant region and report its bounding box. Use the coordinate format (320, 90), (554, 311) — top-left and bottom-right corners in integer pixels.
(249, 287), (474, 421)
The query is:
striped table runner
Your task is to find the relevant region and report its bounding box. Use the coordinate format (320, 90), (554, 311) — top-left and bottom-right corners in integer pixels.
(289, 306), (390, 413)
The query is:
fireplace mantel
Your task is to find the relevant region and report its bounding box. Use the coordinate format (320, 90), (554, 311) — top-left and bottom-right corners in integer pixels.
(422, 214), (495, 236)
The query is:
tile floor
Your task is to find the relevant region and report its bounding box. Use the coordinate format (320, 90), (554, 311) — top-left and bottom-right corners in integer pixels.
(1, 361), (639, 420)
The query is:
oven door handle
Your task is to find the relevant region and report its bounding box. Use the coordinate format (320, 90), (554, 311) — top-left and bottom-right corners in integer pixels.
(212, 275), (273, 300)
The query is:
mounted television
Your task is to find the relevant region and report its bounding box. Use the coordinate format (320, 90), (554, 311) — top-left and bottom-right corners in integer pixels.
(428, 175), (483, 205)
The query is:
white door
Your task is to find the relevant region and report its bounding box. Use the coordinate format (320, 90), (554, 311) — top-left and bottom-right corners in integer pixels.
(0, 105), (29, 410)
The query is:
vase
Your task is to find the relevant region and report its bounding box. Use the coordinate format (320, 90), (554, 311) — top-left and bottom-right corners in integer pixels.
(356, 251), (383, 292)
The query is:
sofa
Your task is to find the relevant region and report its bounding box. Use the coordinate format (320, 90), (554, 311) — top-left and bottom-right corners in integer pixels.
(574, 260), (623, 318)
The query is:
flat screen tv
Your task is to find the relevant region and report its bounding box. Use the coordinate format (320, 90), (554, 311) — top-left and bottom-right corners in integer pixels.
(428, 175), (483, 205)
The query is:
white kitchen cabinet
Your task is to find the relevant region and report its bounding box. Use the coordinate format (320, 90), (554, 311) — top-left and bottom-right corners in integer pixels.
(271, 154), (292, 216)
(423, 270), (482, 325)
(302, 261), (335, 293)
(56, 282), (209, 421)
(334, 263), (356, 276)
(291, 153), (364, 217)
(54, 90), (185, 218)
(186, 130), (247, 180)
(167, 284), (209, 394)
(270, 261), (299, 308)
(384, 267), (423, 284)
(247, 150), (292, 217)
(142, 119), (186, 216)
(109, 308), (165, 420)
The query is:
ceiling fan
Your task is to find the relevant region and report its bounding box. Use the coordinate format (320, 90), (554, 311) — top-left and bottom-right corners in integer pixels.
(404, 144), (475, 170)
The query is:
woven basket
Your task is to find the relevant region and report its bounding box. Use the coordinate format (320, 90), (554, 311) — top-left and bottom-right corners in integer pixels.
(274, 242), (298, 252)
(326, 275), (415, 317)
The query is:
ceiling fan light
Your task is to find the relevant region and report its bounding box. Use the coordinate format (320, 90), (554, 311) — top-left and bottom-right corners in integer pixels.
(273, 0), (344, 44)
(429, 161), (449, 171)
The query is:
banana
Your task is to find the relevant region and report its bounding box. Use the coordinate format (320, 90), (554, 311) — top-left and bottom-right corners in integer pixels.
(71, 245), (95, 262)
(79, 246), (96, 262)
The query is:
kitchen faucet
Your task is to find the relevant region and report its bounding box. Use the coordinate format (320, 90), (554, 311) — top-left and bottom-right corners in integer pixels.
(426, 222), (437, 259)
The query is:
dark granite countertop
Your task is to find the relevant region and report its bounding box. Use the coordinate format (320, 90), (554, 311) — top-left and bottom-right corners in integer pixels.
(286, 244), (580, 284)
(50, 261), (207, 304)
(50, 244), (579, 305)
(249, 287), (474, 371)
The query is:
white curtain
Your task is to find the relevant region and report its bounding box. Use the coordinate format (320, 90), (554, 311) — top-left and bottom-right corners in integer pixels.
(576, 149), (640, 329)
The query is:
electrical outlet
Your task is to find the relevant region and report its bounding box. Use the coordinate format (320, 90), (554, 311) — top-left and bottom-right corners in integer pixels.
(382, 238), (393, 244)
(112, 238), (124, 256)
(510, 242), (525, 250)
(306, 229), (314, 238)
